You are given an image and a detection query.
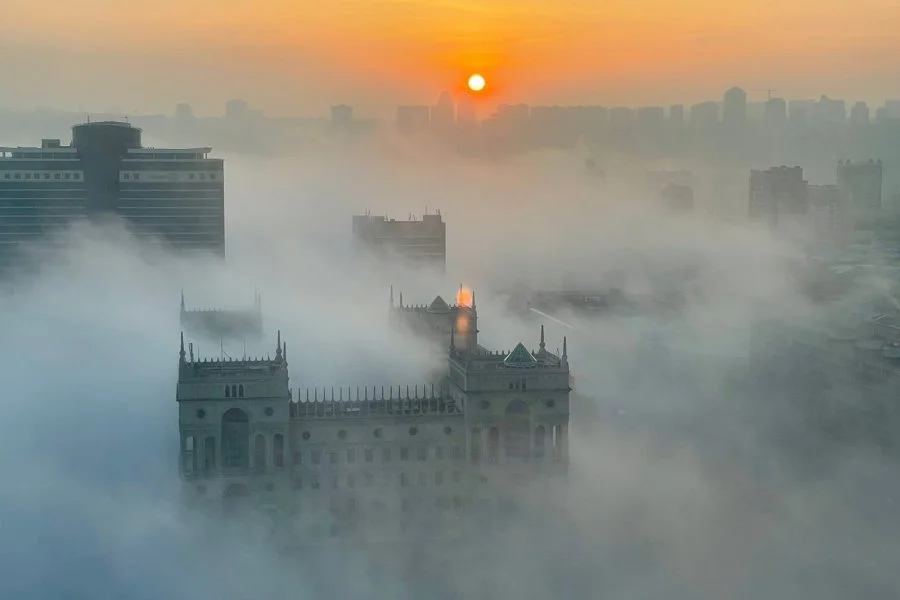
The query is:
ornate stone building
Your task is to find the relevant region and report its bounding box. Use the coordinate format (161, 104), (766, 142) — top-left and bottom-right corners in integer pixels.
(177, 294), (571, 543)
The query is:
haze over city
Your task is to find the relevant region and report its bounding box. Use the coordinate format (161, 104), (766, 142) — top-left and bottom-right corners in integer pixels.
(1, 2), (900, 599)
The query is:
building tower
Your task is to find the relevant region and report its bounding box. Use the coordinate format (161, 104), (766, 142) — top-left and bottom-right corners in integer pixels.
(177, 332), (291, 511)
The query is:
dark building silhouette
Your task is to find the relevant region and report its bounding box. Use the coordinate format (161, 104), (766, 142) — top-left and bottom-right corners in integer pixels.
(764, 98), (788, 128)
(0, 121), (225, 268)
(850, 102), (870, 127)
(749, 166), (809, 227)
(837, 159), (883, 210)
(352, 211), (446, 272)
(722, 87), (748, 128)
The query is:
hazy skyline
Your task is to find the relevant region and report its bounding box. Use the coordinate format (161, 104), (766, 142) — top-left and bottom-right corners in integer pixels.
(4, 0), (900, 117)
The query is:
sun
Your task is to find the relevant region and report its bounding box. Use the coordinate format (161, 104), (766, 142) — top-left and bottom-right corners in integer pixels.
(467, 73), (486, 92)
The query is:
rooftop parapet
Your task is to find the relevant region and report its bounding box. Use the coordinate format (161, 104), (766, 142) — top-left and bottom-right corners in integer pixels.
(291, 384), (461, 419)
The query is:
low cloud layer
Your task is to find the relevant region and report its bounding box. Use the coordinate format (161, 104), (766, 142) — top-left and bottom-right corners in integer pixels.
(1, 146), (898, 599)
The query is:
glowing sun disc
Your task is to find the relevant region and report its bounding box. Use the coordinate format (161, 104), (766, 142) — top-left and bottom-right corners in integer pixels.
(468, 74), (486, 92)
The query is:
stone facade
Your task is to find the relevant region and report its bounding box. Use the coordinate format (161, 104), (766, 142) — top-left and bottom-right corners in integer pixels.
(177, 306), (571, 544)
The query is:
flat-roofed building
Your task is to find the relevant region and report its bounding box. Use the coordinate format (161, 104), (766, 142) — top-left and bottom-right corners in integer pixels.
(0, 121), (224, 270)
(352, 211), (446, 272)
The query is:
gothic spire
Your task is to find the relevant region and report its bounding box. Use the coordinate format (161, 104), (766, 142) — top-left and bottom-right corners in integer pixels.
(275, 330), (283, 360)
(179, 331), (186, 363)
(562, 336), (568, 360)
(539, 325), (546, 352)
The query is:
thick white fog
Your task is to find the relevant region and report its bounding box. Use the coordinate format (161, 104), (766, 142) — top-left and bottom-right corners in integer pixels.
(1, 142), (899, 599)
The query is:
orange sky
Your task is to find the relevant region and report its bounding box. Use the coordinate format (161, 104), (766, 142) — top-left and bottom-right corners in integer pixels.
(2, 0), (899, 116)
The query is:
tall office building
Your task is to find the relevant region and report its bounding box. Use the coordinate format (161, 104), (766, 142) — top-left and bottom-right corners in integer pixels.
(749, 166), (809, 227)
(837, 159), (883, 210)
(722, 87), (748, 128)
(0, 121), (224, 268)
(352, 212), (446, 272)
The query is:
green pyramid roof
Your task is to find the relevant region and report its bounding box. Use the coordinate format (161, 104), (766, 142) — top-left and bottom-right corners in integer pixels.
(504, 342), (537, 366)
(427, 295), (451, 313)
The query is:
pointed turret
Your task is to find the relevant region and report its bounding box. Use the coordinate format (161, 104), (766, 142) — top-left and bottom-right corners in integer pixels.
(562, 336), (568, 360)
(539, 324), (546, 353)
(179, 331), (186, 364)
(275, 330), (283, 361)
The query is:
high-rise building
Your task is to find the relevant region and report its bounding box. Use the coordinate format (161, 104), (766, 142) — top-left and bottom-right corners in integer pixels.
(749, 166), (809, 227)
(837, 159), (883, 210)
(668, 105), (685, 125)
(330, 105), (354, 130)
(396, 105), (430, 136)
(850, 102), (870, 127)
(722, 87), (748, 128)
(352, 211), (446, 272)
(0, 121), (225, 268)
(764, 98), (788, 128)
(689, 102), (719, 129)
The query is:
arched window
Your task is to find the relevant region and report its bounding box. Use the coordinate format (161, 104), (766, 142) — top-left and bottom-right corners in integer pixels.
(273, 434), (284, 468)
(225, 386), (231, 398)
(231, 384), (237, 398)
(505, 400), (531, 460)
(488, 427), (499, 464)
(183, 435), (197, 473)
(533, 426), (546, 459)
(204, 435), (216, 471)
(255, 434), (266, 469)
(221, 408), (249, 468)
(238, 385), (245, 398)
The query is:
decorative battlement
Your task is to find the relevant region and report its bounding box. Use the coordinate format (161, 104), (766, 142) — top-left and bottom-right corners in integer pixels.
(290, 384), (461, 419)
(178, 330), (287, 381)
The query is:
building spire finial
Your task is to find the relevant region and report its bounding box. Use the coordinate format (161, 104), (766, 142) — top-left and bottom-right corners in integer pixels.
(562, 336), (568, 359)
(472, 289), (476, 310)
(540, 325), (545, 352)
(180, 289), (185, 312)
(275, 330), (282, 360)
(179, 331), (186, 362)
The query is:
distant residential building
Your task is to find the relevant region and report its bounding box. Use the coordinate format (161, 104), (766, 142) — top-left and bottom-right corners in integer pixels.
(608, 107), (633, 131)
(809, 184), (846, 238)
(0, 121), (225, 269)
(352, 211), (446, 272)
(788, 100), (816, 125)
(431, 92), (455, 139)
(689, 102), (719, 129)
(668, 105), (685, 125)
(749, 166), (809, 226)
(180, 291), (264, 343)
(661, 183), (694, 213)
(816, 96), (846, 124)
(837, 159), (883, 210)
(850, 102), (870, 127)
(722, 87), (748, 128)
(764, 98), (788, 129)
(330, 105), (354, 130)
(396, 105), (430, 136)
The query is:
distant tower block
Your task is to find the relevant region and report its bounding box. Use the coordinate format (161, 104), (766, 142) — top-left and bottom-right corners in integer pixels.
(180, 290), (264, 342)
(352, 211), (446, 272)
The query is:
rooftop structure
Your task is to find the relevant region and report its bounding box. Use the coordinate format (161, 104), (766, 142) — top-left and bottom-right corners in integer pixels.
(389, 285), (478, 352)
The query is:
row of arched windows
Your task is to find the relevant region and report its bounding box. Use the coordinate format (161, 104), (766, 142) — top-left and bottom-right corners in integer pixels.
(225, 384), (245, 398)
(184, 429), (285, 473)
(473, 424), (563, 464)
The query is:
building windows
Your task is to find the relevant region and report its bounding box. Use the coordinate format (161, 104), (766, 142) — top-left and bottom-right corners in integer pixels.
(338, 429), (347, 439)
(400, 447), (410, 461)
(273, 434), (284, 468)
(54, 173), (60, 180)
(302, 431), (311, 441)
(311, 477), (320, 490)
(254, 434), (266, 469)
(409, 426), (418, 436)
(364, 448), (374, 463)
(225, 386), (230, 398)
(293, 450), (303, 466)
(329, 452), (338, 465)
(222, 408), (249, 468)
(443, 426), (452, 435)
(63, 173), (70, 180)
(417, 446), (427, 461)
(239, 385), (244, 398)
(374, 428), (383, 438)
(471, 428), (482, 463)
(196, 408), (206, 419)
(183, 435), (196, 473)
(73, 173), (80, 180)
(204, 436), (216, 471)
